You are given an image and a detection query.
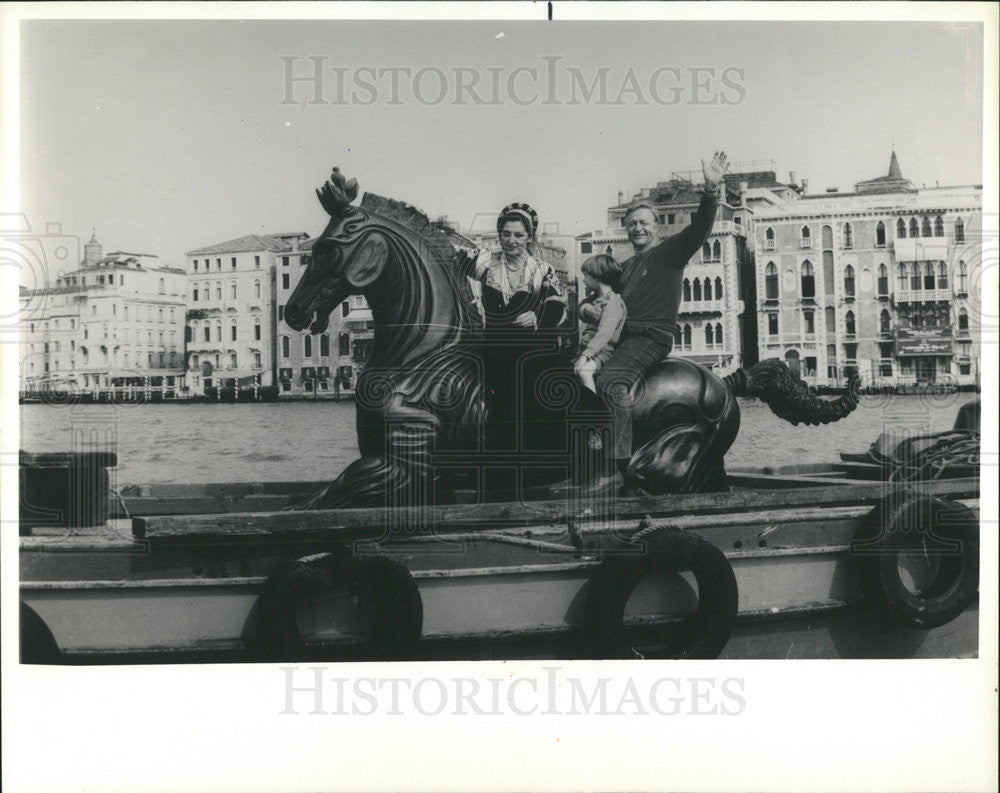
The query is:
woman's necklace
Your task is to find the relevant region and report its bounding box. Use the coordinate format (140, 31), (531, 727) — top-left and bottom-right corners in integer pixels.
(503, 252), (526, 272)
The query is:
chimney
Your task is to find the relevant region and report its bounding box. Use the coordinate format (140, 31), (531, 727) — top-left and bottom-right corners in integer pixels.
(800, 178), (809, 194)
(617, 190), (624, 206)
(789, 170), (798, 185)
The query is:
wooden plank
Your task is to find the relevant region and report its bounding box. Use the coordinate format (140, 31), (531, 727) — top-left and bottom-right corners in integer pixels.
(726, 473), (856, 489)
(21, 451), (117, 467)
(133, 476), (981, 541)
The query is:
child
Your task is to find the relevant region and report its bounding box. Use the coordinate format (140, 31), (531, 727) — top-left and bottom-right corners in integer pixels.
(574, 254), (627, 393)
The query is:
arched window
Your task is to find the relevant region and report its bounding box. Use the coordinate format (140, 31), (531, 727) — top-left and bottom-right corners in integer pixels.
(693, 278), (702, 301)
(682, 278), (691, 302)
(937, 261), (948, 289)
(683, 324), (692, 348)
(765, 262), (778, 299)
(844, 265), (855, 297)
(955, 218), (965, 243)
(765, 227), (774, 241)
(320, 333), (330, 357)
(215, 321), (222, 341)
(339, 333), (350, 356)
(715, 277), (723, 300)
(843, 223), (853, 248)
(715, 323), (723, 345)
(910, 262), (921, 290)
(803, 310), (815, 335)
(921, 216), (931, 237)
(958, 308), (969, 331)
(230, 320), (237, 341)
(878, 264), (889, 296)
(215, 281), (222, 300)
(958, 261), (968, 292)
(703, 278), (712, 301)
(254, 317), (261, 340)
(281, 336), (290, 358)
(879, 309), (891, 334)
(254, 279), (261, 298)
(934, 216), (944, 237)
(800, 226), (811, 247)
(909, 218), (919, 237)
(923, 261), (935, 290)
(203, 324), (211, 342)
(705, 324), (714, 346)
(821, 225), (833, 249)
(875, 221), (886, 246)
(800, 260), (815, 298)
(712, 240), (721, 260)
(702, 242), (711, 261)
(845, 310), (856, 336)
(230, 281), (237, 299)
(204, 281), (210, 301)
(304, 335), (312, 357)
(896, 218), (906, 239)
(605, 245), (612, 256)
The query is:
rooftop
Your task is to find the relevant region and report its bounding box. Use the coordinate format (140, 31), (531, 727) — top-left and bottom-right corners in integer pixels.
(186, 232), (309, 256)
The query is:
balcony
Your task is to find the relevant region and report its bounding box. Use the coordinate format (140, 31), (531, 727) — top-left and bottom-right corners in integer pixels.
(763, 239), (775, 250)
(679, 300), (724, 315)
(894, 289), (951, 304)
(799, 238), (812, 249)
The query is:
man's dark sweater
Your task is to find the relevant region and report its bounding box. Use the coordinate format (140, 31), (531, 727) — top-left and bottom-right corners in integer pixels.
(615, 190), (719, 343)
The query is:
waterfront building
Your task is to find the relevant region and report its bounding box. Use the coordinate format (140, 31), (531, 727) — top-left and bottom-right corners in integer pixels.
(574, 166), (763, 372)
(748, 152), (982, 389)
(185, 232), (308, 397)
(19, 232), (187, 396)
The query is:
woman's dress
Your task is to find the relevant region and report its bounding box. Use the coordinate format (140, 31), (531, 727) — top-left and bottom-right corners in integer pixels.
(472, 251), (610, 492)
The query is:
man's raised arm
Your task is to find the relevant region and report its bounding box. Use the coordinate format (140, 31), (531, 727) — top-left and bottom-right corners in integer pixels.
(669, 150), (729, 263)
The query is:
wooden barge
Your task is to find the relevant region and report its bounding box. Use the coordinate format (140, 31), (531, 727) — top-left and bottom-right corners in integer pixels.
(19, 451), (980, 663)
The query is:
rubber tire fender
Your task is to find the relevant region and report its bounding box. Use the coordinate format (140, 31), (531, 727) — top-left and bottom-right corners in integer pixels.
(581, 528), (738, 659)
(854, 495), (978, 629)
(21, 601), (61, 664)
(255, 548), (423, 661)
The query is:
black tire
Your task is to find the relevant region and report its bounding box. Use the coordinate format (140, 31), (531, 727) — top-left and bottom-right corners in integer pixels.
(21, 601), (61, 664)
(581, 528), (738, 659)
(255, 548), (422, 661)
(854, 495), (979, 628)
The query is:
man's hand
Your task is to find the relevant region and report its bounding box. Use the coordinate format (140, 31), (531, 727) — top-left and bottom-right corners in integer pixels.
(702, 151), (729, 190)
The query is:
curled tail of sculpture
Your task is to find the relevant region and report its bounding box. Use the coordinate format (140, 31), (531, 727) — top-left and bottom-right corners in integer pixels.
(723, 358), (861, 426)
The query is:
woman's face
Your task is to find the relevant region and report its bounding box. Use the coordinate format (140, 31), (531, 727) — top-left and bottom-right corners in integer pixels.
(499, 220), (530, 260)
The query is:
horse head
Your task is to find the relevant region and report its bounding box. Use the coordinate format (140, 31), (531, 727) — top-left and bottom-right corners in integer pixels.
(285, 167), (480, 368)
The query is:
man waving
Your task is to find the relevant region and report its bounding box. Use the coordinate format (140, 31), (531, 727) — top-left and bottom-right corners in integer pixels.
(594, 150), (729, 470)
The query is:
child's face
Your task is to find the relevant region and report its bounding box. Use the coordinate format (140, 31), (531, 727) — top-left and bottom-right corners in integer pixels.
(583, 273), (598, 291)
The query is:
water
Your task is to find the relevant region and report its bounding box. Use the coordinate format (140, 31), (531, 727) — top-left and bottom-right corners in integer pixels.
(20, 393), (979, 486)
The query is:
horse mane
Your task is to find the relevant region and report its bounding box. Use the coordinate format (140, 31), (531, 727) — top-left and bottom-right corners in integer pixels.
(360, 192), (483, 328)
(361, 193), (456, 262)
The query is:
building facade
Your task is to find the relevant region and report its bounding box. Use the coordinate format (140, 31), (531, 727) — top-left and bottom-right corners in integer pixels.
(19, 233), (187, 396)
(749, 152), (982, 389)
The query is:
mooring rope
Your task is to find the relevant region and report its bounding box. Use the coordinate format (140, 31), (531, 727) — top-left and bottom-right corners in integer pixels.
(888, 429), (980, 482)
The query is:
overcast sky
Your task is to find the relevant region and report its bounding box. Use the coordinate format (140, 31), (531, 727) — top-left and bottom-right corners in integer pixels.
(18, 19), (985, 270)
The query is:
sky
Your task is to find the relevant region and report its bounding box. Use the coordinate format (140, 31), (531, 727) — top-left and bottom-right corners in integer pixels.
(17, 18), (986, 274)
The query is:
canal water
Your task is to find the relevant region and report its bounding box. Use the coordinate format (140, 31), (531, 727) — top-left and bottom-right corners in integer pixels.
(20, 393), (979, 487)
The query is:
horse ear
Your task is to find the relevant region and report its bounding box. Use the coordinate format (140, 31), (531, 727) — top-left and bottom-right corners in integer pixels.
(345, 234), (388, 287)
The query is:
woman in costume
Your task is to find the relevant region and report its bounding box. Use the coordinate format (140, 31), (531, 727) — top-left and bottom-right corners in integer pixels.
(461, 203), (613, 494)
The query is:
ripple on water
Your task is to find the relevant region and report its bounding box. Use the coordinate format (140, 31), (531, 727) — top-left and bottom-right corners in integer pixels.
(20, 394), (979, 484)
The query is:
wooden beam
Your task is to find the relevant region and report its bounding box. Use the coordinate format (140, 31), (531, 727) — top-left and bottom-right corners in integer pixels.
(133, 477), (980, 541)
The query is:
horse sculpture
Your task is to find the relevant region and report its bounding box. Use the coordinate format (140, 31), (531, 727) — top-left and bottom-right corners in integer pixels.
(285, 168), (860, 509)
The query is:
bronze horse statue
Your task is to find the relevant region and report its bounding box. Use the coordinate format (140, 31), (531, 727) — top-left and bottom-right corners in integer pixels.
(285, 168), (860, 509)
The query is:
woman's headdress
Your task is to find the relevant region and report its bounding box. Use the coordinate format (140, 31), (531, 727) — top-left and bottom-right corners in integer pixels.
(497, 202), (539, 236)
